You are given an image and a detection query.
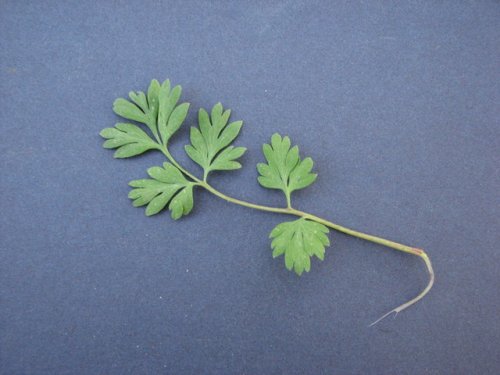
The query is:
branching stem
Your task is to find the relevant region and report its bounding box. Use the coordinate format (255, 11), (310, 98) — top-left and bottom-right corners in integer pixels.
(161, 146), (434, 325)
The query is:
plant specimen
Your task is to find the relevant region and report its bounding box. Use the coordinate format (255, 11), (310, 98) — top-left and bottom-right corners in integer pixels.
(100, 79), (434, 325)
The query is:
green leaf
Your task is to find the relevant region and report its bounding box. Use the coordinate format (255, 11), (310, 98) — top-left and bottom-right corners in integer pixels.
(270, 218), (330, 275)
(147, 79), (161, 110)
(209, 146), (246, 170)
(100, 123), (158, 158)
(111, 79), (190, 145)
(128, 91), (148, 112)
(157, 81), (189, 145)
(166, 103), (190, 140)
(128, 162), (195, 219)
(257, 133), (317, 203)
(184, 102), (246, 178)
(113, 98), (147, 124)
(169, 185), (194, 220)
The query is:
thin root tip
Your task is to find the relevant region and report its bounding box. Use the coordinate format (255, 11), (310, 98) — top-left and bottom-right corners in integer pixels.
(369, 249), (434, 327)
(369, 310), (398, 327)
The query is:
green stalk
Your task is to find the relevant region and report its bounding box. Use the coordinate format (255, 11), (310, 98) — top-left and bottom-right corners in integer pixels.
(161, 147), (434, 325)
(160, 146), (201, 183)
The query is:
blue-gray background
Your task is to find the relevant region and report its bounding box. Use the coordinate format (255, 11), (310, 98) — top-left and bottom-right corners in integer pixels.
(1, 1), (499, 374)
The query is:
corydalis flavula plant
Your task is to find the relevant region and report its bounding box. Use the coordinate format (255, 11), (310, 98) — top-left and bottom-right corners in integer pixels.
(100, 79), (434, 325)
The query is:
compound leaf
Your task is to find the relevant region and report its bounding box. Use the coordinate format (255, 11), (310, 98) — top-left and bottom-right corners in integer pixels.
(184, 103), (246, 178)
(128, 162), (195, 219)
(100, 123), (158, 158)
(111, 79), (189, 147)
(257, 133), (317, 203)
(270, 218), (330, 275)
(113, 79), (160, 136)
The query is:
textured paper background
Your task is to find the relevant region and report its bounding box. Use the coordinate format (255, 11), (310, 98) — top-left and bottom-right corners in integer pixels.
(1, 1), (499, 374)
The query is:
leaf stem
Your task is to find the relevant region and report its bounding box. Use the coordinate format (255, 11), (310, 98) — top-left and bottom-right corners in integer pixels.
(201, 182), (291, 214)
(160, 146), (202, 183)
(161, 148), (434, 323)
(285, 190), (292, 208)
